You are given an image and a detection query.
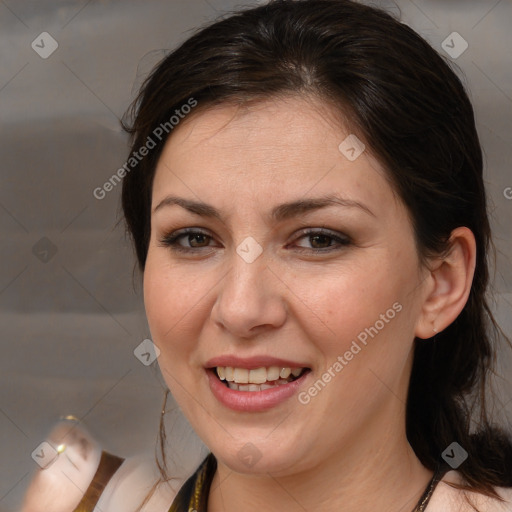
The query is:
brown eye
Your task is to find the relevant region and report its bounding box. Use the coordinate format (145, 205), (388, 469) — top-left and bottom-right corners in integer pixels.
(158, 228), (217, 253)
(293, 229), (351, 253)
(186, 233), (211, 248)
(309, 233), (333, 249)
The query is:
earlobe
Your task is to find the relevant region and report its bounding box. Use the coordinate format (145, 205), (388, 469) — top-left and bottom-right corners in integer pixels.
(415, 227), (476, 340)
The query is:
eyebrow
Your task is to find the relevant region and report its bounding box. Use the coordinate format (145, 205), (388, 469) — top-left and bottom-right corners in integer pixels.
(152, 194), (375, 221)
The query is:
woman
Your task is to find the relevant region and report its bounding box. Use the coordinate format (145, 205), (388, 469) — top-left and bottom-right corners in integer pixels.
(22, 0), (512, 511)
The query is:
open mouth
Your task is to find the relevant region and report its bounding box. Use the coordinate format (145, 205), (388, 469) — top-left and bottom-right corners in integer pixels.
(210, 366), (310, 392)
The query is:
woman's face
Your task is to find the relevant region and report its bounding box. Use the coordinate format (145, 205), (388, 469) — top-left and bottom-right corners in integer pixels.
(144, 96), (430, 475)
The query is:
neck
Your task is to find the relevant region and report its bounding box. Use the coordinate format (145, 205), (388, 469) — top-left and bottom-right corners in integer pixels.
(207, 409), (433, 512)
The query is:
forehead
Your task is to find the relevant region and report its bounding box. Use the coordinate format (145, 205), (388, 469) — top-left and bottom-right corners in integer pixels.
(160, 96), (348, 168)
(152, 96), (399, 218)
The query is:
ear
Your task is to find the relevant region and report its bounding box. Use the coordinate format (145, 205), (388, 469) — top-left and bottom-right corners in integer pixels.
(415, 227), (476, 339)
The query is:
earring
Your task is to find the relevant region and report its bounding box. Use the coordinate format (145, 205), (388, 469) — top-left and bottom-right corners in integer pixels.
(161, 388), (170, 416)
(158, 389), (171, 474)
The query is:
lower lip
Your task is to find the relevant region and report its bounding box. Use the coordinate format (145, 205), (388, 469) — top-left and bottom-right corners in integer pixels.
(206, 369), (310, 412)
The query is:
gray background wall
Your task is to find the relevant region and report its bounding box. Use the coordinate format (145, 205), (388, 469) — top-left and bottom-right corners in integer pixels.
(1, 0), (511, 510)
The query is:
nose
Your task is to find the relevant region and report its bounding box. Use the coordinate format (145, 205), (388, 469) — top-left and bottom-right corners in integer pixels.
(210, 246), (287, 338)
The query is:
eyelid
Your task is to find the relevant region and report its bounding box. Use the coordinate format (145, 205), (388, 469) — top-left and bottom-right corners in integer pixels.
(157, 227), (217, 250)
(158, 226), (351, 253)
(290, 227), (351, 251)
(293, 227), (350, 241)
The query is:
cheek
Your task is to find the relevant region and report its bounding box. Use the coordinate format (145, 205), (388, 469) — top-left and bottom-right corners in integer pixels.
(144, 254), (200, 332)
(292, 267), (395, 346)
(143, 271), (189, 396)
(294, 253), (416, 375)
(143, 262), (194, 357)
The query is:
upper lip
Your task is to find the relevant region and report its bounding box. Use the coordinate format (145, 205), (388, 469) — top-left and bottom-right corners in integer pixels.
(205, 355), (310, 370)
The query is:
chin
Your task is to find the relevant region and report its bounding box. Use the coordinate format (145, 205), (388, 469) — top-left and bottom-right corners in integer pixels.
(211, 435), (311, 476)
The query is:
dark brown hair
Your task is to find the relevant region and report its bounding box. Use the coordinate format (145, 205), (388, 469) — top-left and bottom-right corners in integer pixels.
(120, 0), (512, 507)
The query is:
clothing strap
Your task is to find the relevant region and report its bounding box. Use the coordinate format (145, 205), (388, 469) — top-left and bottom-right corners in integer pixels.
(71, 450), (125, 512)
(168, 453), (448, 512)
(168, 453), (217, 512)
(412, 461), (450, 512)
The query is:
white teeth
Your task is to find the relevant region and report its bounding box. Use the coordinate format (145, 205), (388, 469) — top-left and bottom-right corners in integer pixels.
(267, 366), (280, 381)
(225, 378), (292, 392)
(224, 367), (234, 381)
(248, 367), (267, 384)
(233, 368), (249, 383)
(215, 366), (305, 385)
(280, 368), (291, 379)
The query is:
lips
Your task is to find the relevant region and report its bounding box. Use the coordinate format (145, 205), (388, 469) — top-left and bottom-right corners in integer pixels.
(204, 356), (312, 412)
(205, 355), (311, 370)
(205, 356), (310, 391)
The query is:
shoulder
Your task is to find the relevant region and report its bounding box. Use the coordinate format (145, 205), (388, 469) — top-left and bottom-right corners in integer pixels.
(427, 470), (512, 512)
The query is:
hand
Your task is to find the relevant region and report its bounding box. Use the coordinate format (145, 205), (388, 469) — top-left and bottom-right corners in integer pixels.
(22, 418), (102, 512)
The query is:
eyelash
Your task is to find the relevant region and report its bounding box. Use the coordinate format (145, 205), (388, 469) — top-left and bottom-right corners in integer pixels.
(157, 227), (351, 254)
